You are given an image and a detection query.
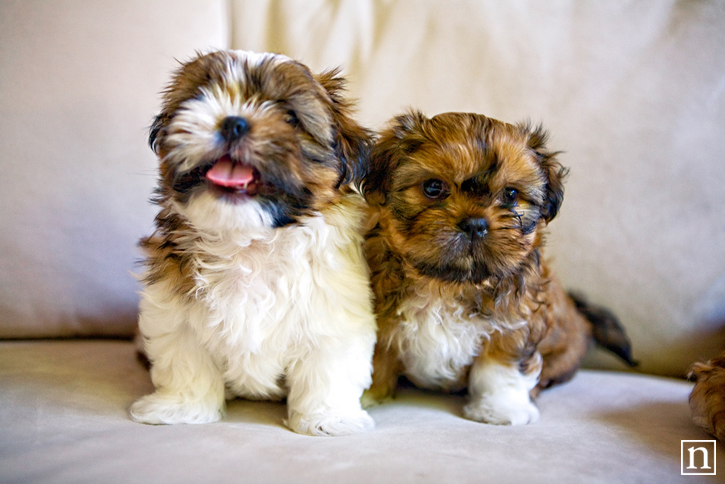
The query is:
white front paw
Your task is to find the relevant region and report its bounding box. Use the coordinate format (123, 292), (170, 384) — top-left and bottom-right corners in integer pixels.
(463, 392), (539, 426)
(129, 393), (223, 425)
(286, 409), (375, 436)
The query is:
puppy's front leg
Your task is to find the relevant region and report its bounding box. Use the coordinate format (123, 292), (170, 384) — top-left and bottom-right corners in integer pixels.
(361, 337), (402, 408)
(130, 298), (225, 425)
(463, 333), (542, 426)
(285, 335), (375, 436)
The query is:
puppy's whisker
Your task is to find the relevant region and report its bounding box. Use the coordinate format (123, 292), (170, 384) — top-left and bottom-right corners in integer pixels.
(515, 214), (524, 230)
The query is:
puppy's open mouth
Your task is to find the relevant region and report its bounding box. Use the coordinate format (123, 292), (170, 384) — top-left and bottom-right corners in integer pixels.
(205, 155), (261, 196)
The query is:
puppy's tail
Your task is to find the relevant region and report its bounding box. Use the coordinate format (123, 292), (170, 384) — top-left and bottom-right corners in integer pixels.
(568, 292), (638, 367)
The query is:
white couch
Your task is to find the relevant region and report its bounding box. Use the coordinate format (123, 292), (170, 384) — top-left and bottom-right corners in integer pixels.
(2, 1), (724, 482)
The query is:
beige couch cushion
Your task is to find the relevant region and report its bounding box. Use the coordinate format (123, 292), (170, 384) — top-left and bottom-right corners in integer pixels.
(232, 0), (725, 376)
(0, 0), (228, 338)
(0, 340), (717, 483)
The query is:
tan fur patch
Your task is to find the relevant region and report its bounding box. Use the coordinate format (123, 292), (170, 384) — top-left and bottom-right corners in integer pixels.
(689, 353), (725, 441)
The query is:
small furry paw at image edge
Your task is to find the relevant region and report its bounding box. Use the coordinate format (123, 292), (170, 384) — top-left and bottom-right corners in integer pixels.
(689, 352), (725, 441)
(360, 110), (636, 425)
(129, 50), (377, 436)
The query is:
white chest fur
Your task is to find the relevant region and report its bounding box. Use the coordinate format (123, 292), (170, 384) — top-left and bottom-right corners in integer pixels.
(192, 222), (322, 354)
(140, 199), (376, 402)
(391, 283), (500, 391)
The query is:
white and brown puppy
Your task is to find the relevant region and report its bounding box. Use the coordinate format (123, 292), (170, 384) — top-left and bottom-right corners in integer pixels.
(361, 111), (634, 425)
(129, 50), (377, 436)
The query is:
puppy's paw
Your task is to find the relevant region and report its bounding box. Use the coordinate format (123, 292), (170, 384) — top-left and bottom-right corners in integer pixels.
(361, 387), (394, 409)
(286, 409), (375, 436)
(129, 393), (223, 425)
(463, 392), (540, 426)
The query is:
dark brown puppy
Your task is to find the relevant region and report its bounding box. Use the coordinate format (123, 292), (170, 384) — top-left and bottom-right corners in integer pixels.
(361, 111), (634, 425)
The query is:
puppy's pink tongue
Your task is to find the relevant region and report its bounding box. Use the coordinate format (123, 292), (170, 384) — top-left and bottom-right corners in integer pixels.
(206, 156), (255, 188)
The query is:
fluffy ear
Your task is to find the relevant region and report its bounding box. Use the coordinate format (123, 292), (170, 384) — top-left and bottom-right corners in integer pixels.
(148, 114), (168, 155)
(522, 123), (568, 222)
(148, 51), (222, 156)
(362, 110), (428, 206)
(316, 69), (373, 189)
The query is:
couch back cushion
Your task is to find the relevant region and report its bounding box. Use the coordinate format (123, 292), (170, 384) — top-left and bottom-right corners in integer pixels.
(0, 0), (228, 338)
(1, 0), (724, 377)
(235, 0), (725, 377)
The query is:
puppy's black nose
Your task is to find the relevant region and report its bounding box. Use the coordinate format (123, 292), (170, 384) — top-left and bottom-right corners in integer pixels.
(459, 217), (489, 238)
(220, 116), (250, 142)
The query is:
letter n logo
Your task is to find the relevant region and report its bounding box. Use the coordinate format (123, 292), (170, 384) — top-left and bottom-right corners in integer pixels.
(682, 440), (716, 475)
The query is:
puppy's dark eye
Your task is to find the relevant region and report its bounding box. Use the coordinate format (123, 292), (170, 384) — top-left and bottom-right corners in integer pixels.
(284, 110), (299, 126)
(502, 187), (519, 207)
(422, 179), (448, 199)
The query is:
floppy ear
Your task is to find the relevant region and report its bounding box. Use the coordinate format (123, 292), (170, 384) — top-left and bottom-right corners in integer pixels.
(362, 110), (428, 206)
(148, 114), (168, 155)
(316, 69), (373, 189)
(523, 123), (568, 222)
(148, 51), (222, 156)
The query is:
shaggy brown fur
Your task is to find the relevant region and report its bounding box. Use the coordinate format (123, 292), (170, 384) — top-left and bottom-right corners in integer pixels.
(689, 352), (725, 441)
(361, 111), (633, 409)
